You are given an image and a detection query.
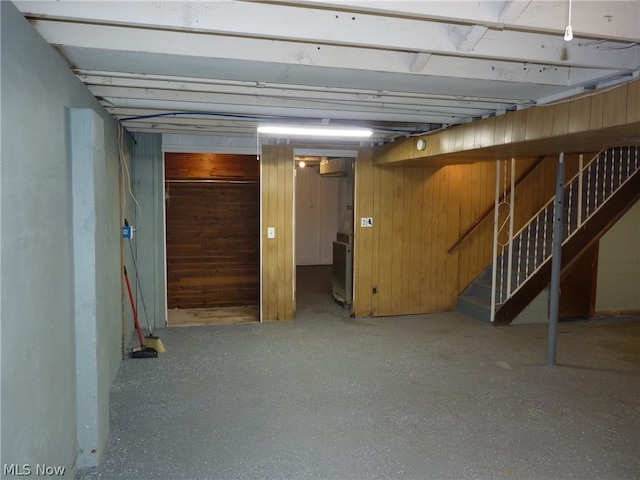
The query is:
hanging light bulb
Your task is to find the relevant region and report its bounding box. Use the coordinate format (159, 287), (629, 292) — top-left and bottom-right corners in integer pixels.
(564, 25), (573, 41)
(564, 0), (573, 41)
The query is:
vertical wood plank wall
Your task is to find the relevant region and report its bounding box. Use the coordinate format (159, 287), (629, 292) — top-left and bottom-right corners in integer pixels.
(353, 151), (583, 317)
(261, 144), (295, 322)
(354, 160), (462, 316)
(165, 153), (260, 309)
(374, 79), (639, 166)
(260, 143), (593, 319)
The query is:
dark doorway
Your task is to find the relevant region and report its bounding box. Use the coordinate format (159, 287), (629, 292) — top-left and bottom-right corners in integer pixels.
(559, 243), (599, 319)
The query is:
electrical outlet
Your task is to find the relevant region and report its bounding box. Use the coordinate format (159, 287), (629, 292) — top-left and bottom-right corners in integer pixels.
(361, 217), (373, 227)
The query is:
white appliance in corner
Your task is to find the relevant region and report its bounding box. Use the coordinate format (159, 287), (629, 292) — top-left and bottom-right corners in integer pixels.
(332, 232), (352, 305)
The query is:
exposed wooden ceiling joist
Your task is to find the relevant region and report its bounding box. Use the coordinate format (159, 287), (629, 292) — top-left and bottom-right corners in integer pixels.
(15, 0), (640, 143)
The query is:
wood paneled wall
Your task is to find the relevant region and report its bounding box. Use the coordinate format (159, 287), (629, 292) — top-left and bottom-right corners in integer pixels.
(261, 144), (295, 322)
(354, 148), (461, 316)
(166, 153), (260, 181)
(165, 153), (259, 309)
(354, 150), (582, 317)
(375, 78), (640, 166)
(259, 144), (589, 319)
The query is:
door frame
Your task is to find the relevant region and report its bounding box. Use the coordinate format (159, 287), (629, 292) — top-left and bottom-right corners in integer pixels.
(292, 148), (358, 317)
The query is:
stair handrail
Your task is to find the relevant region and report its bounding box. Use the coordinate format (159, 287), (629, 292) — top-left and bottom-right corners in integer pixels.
(496, 145), (639, 306)
(447, 155), (546, 253)
(508, 147), (610, 243)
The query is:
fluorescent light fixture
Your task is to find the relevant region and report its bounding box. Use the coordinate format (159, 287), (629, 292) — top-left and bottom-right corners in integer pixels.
(257, 125), (373, 138)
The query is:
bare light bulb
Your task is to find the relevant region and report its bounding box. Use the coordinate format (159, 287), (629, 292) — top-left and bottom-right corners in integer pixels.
(298, 161), (306, 168)
(564, 0), (573, 41)
(564, 25), (573, 41)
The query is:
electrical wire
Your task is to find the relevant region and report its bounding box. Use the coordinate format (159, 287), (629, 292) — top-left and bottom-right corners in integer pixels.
(118, 122), (142, 231)
(118, 110), (434, 136)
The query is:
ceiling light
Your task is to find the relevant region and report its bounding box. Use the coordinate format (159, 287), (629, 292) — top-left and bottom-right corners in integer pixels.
(298, 161), (306, 168)
(564, 25), (573, 41)
(564, 0), (573, 41)
(257, 125), (373, 138)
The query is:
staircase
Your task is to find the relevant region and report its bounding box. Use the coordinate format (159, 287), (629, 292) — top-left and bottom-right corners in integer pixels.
(458, 146), (640, 325)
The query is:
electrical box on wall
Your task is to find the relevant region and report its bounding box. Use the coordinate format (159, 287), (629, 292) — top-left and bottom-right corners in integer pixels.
(122, 225), (133, 239)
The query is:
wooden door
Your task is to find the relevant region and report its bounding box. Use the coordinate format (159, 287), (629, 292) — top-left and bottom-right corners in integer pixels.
(165, 153), (259, 309)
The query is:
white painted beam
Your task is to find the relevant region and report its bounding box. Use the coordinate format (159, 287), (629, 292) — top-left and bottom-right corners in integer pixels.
(410, 53), (432, 73)
(242, 0), (640, 42)
(99, 96), (463, 125)
(457, 25), (489, 52)
(91, 84), (485, 115)
(24, 4), (639, 70)
(121, 121), (261, 136)
(498, 0), (532, 25)
(82, 75), (520, 112)
(33, 20), (629, 86)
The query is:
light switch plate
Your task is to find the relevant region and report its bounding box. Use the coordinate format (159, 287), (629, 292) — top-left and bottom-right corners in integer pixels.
(267, 227), (275, 238)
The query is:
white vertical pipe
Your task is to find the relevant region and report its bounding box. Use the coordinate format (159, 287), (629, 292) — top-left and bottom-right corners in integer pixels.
(548, 152), (565, 366)
(595, 154), (600, 210)
(577, 154), (583, 227)
(542, 205), (549, 260)
(610, 148), (614, 196)
(534, 215), (540, 263)
(586, 161), (592, 217)
(506, 158), (515, 295)
(490, 160), (501, 323)
(567, 183), (573, 236)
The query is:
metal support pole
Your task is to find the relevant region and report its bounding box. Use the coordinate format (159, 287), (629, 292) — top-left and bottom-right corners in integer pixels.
(548, 152), (565, 366)
(490, 160), (501, 323)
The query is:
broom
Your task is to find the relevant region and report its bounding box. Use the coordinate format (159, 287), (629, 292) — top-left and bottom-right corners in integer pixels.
(124, 266), (158, 358)
(125, 220), (166, 353)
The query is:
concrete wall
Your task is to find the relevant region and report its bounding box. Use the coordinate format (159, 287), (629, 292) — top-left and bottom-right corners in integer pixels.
(131, 133), (166, 330)
(595, 200), (640, 314)
(1, 3), (125, 476)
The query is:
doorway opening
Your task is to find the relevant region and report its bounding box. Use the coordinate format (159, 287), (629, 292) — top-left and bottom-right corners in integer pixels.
(294, 149), (356, 316)
(164, 152), (260, 326)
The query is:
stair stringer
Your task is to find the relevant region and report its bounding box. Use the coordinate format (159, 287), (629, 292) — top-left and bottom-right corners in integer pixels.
(494, 165), (640, 325)
(457, 149), (640, 326)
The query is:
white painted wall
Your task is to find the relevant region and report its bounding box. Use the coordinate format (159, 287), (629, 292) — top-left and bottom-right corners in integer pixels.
(163, 133), (258, 155)
(296, 167), (341, 265)
(1, 3), (125, 475)
(595, 201), (640, 314)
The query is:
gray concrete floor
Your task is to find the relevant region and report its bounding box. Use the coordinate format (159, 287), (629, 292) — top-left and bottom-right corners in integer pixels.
(78, 266), (640, 480)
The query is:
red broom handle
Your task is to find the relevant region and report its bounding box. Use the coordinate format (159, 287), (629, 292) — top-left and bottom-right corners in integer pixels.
(124, 266), (145, 347)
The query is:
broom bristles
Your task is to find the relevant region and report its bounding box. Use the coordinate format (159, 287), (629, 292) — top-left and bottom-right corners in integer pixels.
(144, 335), (166, 354)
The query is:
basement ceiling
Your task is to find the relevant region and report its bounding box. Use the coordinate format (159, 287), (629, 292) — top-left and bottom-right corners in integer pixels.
(16, 0), (640, 143)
